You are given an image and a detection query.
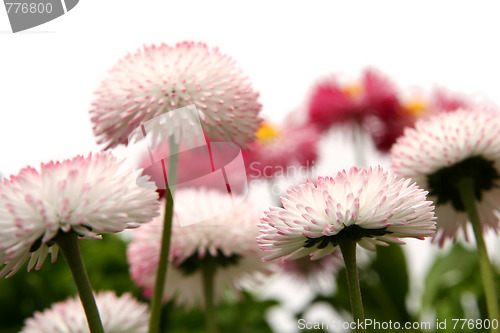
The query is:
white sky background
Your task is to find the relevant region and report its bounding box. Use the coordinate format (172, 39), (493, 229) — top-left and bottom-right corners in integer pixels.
(1, 1), (500, 330)
(1, 0), (500, 175)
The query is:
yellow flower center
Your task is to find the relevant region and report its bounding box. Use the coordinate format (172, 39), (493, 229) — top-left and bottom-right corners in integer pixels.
(341, 82), (363, 97)
(256, 122), (281, 144)
(403, 98), (427, 116)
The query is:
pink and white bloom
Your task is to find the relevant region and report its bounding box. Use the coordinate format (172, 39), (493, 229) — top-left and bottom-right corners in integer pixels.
(391, 109), (500, 245)
(90, 41), (262, 149)
(21, 291), (149, 333)
(307, 68), (405, 152)
(243, 121), (320, 179)
(258, 166), (436, 261)
(0, 152), (159, 278)
(127, 188), (267, 308)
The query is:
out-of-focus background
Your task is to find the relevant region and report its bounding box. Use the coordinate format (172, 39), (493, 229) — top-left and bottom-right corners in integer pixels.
(1, 1), (500, 332)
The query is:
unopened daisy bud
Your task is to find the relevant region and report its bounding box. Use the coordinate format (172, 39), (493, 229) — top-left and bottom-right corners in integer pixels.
(21, 291), (149, 333)
(0, 152), (159, 278)
(90, 41), (262, 149)
(258, 166), (436, 261)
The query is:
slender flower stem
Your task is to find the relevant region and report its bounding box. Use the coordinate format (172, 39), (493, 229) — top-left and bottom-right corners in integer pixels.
(202, 257), (219, 333)
(459, 177), (500, 330)
(338, 238), (366, 333)
(56, 232), (104, 333)
(149, 136), (179, 333)
(352, 121), (367, 168)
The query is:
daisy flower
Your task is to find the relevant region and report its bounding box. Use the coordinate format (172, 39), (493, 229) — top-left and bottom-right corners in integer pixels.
(127, 188), (266, 308)
(21, 291), (149, 333)
(0, 152), (159, 278)
(391, 109), (500, 245)
(90, 41), (262, 149)
(243, 120), (320, 179)
(401, 88), (472, 118)
(307, 68), (405, 152)
(258, 166), (436, 261)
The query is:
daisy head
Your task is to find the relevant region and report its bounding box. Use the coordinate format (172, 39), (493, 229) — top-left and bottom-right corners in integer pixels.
(90, 41), (262, 149)
(21, 291), (149, 333)
(307, 68), (412, 152)
(243, 120), (320, 179)
(0, 152), (159, 278)
(391, 109), (500, 245)
(258, 166), (436, 261)
(400, 88), (472, 118)
(127, 188), (267, 308)
(307, 68), (400, 129)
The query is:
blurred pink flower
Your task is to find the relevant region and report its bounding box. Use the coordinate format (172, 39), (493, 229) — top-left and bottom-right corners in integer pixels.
(242, 121), (320, 179)
(307, 68), (410, 152)
(127, 188), (267, 308)
(400, 87), (472, 117)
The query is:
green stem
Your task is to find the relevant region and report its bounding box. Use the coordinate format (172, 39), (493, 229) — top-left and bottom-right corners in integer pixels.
(352, 121), (366, 168)
(338, 238), (366, 333)
(459, 177), (500, 330)
(56, 232), (104, 333)
(202, 257), (218, 333)
(148, 136), (179, 333)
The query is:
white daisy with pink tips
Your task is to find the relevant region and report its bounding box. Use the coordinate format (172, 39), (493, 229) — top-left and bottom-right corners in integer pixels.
(21, 291), (149, 333)
(258, 166), (436, 261)
(90, 41), (262, 149)
(0, 152), (159, 278)
(391, 109), (500, 245)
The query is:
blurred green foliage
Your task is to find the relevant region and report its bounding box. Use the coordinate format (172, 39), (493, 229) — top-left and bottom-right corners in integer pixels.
(422, 242), (500, 331)
(0, 233), (497, 333)
(0, 235), (275, 332)
(162, 291), (276, 333)
(0, 235), (136, 333)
